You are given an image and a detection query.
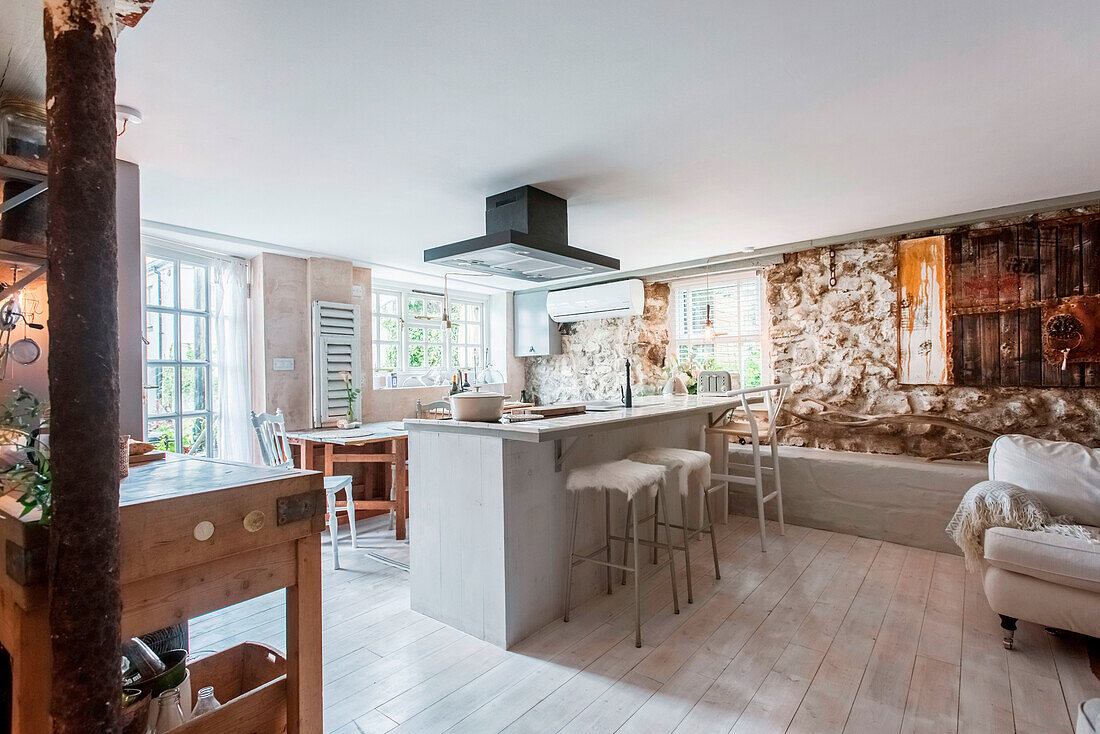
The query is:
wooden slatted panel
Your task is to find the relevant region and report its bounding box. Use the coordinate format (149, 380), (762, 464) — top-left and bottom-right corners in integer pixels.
(974, 233), (1000, 307)
(948, 217), (1100, 388)
(1020, 307), (1043, 386)
(952, 235), (977, 309)
(1084, 221), (1100, 295)
(978, 312), (1000, 386)
(1057, 224), (1083, 299)
(312, 301), (362, 426)
(1018, 225), (1041, 303)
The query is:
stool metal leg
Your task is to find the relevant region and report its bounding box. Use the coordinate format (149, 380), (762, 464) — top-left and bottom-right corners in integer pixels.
(679, 493), (694, 604)
(604, 489), (612, 595)
(651, 492), (660, 565)
(658, 487), (680, 615)
(704, 487), (721, 580)
(620, 498), (632, 586)
(564, 491), (580, 622)
(770, 440), (786, 535)
(631, 497), (642, 647)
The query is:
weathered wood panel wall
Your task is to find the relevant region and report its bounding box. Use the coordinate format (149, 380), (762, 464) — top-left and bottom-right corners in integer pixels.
(950, 218), (1100, 388)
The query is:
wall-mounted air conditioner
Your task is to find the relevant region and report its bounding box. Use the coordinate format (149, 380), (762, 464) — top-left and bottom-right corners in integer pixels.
(546, 279), (645, 323)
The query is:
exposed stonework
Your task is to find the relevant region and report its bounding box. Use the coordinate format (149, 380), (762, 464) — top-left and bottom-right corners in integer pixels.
(769, 237), (1100, 458)
(526, 282), (670, 404)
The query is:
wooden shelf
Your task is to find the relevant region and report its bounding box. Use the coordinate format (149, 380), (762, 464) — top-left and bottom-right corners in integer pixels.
(0, 238), (47, 265)
(0, 155), (47, 180)
(0, 156), (47, 180)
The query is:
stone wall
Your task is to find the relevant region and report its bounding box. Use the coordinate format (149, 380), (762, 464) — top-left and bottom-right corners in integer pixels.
(768, 217), (1100, 458)
(525, 282), (670, 404)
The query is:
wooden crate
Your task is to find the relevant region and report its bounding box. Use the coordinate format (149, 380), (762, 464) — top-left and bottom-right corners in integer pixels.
(177, 643), (288, 734)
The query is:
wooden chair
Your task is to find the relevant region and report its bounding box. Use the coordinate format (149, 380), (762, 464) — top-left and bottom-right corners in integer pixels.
(251, 410), (357, 569)
(415, 399), (451, 419)
(706, 383), (790, 552)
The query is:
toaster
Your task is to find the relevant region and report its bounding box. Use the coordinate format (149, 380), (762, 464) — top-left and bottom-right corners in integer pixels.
(697, 370), (740, 395)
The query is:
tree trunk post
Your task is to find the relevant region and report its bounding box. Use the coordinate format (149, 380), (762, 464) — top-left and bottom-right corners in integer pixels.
(43, 1), (122, 732)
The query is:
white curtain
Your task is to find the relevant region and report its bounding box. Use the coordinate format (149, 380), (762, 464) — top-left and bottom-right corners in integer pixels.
(211, 257), (252, 462)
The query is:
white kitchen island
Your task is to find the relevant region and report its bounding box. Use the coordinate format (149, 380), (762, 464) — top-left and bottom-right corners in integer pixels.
(404, 395), (740, 648)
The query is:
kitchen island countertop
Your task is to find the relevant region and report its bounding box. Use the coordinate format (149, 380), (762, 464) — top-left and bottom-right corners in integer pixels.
(403, 394), (741, 442)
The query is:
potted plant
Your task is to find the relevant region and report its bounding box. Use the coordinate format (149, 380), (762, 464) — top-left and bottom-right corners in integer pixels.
(0, 387), (51, 523)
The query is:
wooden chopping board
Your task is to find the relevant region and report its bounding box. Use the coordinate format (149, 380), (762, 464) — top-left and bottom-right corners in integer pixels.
(526, 404), (587, 418)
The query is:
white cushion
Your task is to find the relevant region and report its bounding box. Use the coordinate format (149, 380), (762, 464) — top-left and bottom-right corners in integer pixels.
(566, 460), (665, 499)
(627, 448), (711, 495)
(988, 435), (1100, 526)
(984, 526), (1100, 594)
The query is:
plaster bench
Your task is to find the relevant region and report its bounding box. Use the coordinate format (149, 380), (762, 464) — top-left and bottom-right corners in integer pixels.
(725, 445), (986, 554)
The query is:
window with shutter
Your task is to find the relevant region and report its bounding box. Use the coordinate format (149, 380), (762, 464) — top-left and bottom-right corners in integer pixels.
(312, 301), (362, 426)
(669, 271), (765, 386)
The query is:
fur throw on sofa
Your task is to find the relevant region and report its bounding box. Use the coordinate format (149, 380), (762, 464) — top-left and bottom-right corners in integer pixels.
(947, 480), (1100, 572)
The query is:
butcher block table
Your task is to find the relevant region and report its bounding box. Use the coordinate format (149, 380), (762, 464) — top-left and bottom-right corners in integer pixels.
(285, 422), (409, 540)
(0, 453), (325, 734)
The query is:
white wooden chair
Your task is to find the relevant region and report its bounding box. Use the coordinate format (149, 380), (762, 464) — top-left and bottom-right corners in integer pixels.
(250, 410), (357, 569)
(706, 383), (790, 552)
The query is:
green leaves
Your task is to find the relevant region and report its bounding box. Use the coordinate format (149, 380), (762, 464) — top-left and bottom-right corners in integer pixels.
(0, 388), (51, 525)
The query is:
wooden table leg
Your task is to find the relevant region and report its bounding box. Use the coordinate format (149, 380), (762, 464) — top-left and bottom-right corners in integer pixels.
(394, 438), (408, 541)
(6, 602), (51, 734)
(300, 440), (315, 473)
(323, 443), (334, 477)
(286, 533), (323, 733)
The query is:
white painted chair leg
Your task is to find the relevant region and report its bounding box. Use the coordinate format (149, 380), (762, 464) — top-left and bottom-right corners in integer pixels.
(326, 489), (340, 570)
(345, 485), (358, 548)
(752, 441), (767, 552)
(770, 440), (785, 535)
(389, 463), (396, 531)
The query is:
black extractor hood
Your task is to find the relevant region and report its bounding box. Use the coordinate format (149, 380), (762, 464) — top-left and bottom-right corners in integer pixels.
(424, 185), (620, 282)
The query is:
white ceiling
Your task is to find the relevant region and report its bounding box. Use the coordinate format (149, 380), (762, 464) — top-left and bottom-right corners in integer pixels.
(7, 1), (1100, 289)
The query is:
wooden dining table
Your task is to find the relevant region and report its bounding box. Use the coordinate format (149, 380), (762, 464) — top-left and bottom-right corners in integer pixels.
(285, 422), (409, 540)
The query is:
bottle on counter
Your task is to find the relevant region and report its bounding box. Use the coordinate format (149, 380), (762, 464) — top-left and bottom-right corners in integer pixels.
(462, 372), (471, 390)
(450, 375), (459, 395)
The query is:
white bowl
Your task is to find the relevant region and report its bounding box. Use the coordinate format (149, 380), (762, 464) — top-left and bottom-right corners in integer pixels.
(448, 392), (506, 422)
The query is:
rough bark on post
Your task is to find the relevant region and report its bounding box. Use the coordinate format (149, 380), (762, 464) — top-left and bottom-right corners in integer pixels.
(43, 1), (122, 732)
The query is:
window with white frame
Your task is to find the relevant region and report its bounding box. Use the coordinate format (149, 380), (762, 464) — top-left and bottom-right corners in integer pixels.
(669, 271), (764, 387)
(371, 286), (487, 384)
(144, 248), (215, 455)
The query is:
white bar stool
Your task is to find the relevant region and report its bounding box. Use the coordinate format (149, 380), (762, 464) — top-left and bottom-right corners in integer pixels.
(706, 383), (789, 552)
(564, 459), (680, 647)
(627, 447), (721, 604)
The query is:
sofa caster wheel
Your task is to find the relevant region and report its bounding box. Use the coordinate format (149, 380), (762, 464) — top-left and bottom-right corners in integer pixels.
(1044, 627), (1062, 637)
(999, 615), (1017, 650)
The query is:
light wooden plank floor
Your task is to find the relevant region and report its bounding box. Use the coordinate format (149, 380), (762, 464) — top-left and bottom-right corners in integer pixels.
(190, 515), (1099, 733)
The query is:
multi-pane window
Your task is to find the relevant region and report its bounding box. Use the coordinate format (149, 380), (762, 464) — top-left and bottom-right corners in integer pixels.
(144, 248), (215, 455)
(670, 272), (764, 387)
(371, 286), (486, 385)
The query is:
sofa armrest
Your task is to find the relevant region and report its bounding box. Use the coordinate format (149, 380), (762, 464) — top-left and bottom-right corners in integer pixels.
(984, 526), (1100, 594)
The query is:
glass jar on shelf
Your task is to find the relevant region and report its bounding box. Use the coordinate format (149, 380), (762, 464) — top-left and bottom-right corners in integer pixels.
(0, 98), (47, 160)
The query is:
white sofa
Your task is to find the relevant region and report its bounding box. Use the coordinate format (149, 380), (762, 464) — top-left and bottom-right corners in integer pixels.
(981, 435), (1100, 648)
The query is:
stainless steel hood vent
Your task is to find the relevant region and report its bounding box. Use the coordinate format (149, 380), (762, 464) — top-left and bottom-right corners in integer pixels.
(424, 185), (619, 282)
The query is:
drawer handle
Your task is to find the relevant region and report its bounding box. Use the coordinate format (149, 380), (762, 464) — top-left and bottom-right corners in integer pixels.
(243, 510), (265, 533)
(193, 521), (215, 542)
